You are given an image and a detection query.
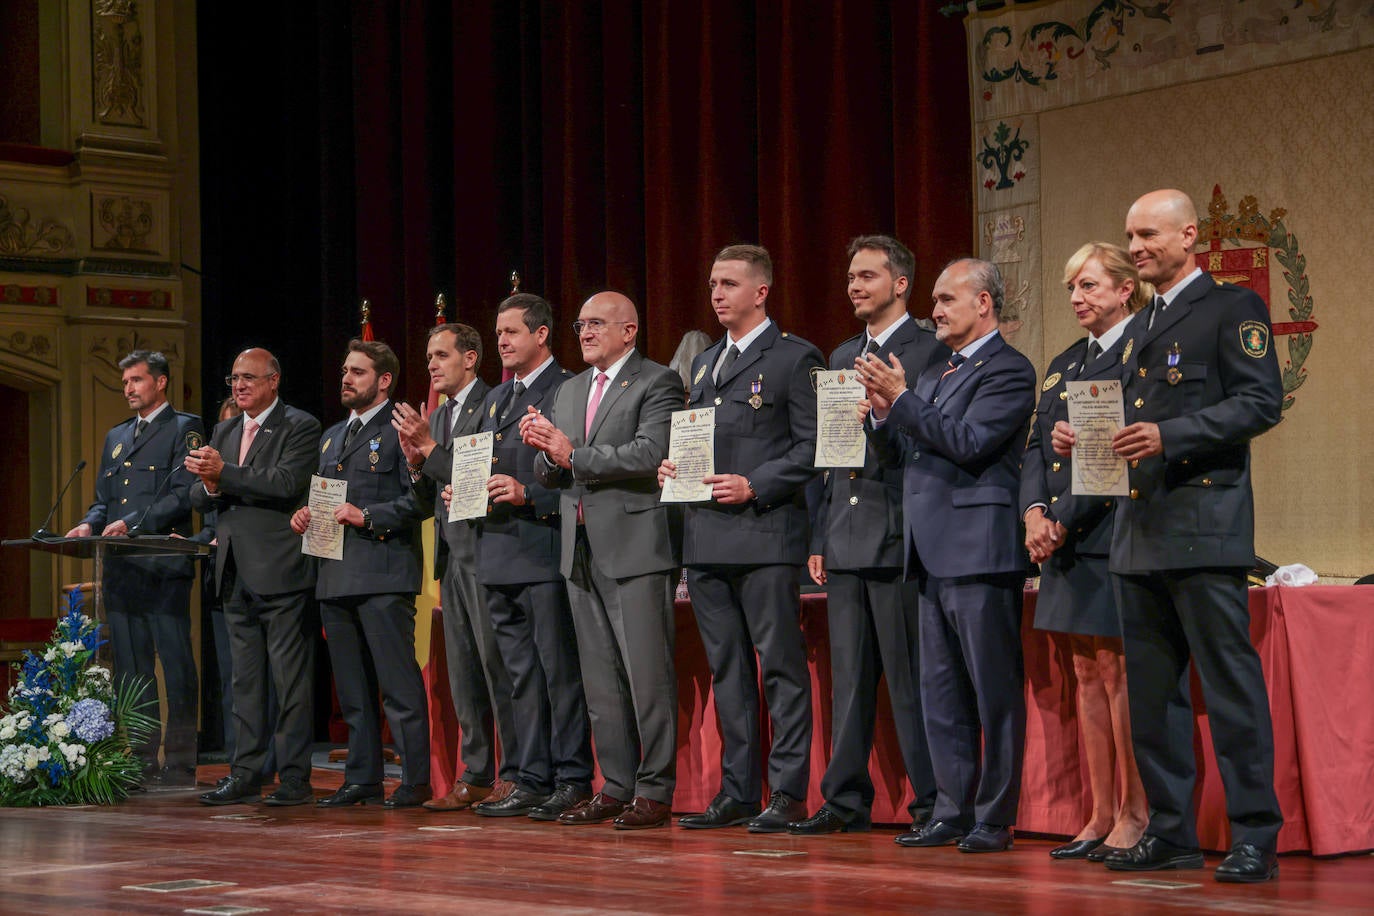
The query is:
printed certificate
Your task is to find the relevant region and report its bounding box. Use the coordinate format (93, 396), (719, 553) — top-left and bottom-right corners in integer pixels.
(1066, 380), (1129, 496)
(814, 369), (866, 468)
(661, 407), (715, 503)
(448, 431), (495, 521)
(302, 475), (348, 560)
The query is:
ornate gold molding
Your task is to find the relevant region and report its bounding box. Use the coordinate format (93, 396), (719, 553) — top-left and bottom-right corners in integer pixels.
(0, 196), (76, 257)
(94, 195), (155, 252)
(93, 0), (147, 128)
(0, 328), (57, 366)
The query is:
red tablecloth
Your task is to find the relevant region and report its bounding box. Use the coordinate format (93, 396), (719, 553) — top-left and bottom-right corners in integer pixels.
(425, 585), (1374, 855)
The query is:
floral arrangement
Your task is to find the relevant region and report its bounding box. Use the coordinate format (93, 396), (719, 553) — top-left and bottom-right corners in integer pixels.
(0, 588), (155, 806)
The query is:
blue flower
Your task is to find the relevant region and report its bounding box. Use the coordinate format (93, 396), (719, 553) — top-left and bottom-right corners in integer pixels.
(67, 699), (115, 742)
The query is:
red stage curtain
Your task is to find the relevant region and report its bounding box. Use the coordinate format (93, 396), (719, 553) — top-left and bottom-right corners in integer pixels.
(345, 1), (972, 398)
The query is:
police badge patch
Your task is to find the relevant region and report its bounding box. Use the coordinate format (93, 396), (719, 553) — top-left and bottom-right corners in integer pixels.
(186, 431), (205, 451)
(1239, 320), (1270, 358)
(1041, 372), (1062, 392)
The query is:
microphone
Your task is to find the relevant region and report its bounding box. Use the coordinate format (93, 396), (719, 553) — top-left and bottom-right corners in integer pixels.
(33, 460), (87, 541)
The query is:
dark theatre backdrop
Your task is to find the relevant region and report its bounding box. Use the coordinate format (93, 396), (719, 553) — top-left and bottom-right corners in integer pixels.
(197, 1), (972, 418)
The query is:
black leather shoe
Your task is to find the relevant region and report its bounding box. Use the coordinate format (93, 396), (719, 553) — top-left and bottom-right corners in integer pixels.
(198, 774), (261, 806)
(958, 822), (1013, 853)
(1050, 837), (1106, 860)
(1086, 843), (1130, 863)
(316, 782), (384, 807)
(474, 786), (550, 817)
(528, 782), (591, 821)
(263, 778), (314, 807)
(1104, 835), (1205, 871)
(787, 806), (869, 835)
(1215, 843), (1278, 883)
(895, 819), (967, 847)
(748, 791), (808, 834)
(678, 793), (761, 829)
(384, 783), (433, 809)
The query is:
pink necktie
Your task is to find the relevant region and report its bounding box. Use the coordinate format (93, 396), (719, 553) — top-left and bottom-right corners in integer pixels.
(238, 418), (259, 464)
(585, 372), (608, 438)
(578, 373), (608, 523)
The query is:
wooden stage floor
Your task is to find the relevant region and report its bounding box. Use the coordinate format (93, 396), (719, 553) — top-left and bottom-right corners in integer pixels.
(2, 766), (1371, 915)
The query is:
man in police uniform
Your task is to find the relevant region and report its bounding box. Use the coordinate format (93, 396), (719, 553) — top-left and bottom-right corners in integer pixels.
(660, 244), (825, 833)
(67, 350), (203, 784)
(1056, 189), (1284, 882)
(291, 339), (431, 808)
(789, 236), (945, 835)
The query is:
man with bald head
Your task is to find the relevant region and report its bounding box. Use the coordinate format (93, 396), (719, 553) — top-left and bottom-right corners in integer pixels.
(523, 291), (684, 829)
(1056, 190), (1284, 881)
(188, 348), (322, 806)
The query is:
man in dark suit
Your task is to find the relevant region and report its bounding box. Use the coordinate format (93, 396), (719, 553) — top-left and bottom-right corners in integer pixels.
(463, 294), (594, 822)
(523, 291), (684, 830)
(188, 348), (320, 806)
(1056, 190), (1284, 882)
(392, 323), (520, 811)
(788, 236), (945, 836)
(859, 257), (1036, 853)
(67, 350), (203, 785)
(659, 244), (824, 833)
(291, 339), (431, 808)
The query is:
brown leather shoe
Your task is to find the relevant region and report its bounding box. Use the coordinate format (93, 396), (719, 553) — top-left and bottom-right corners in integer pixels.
(558, 791), (627, 825)
(423, 781), (493, 812)
(614, 796), (672, 830)
(485, 779), (515, 803)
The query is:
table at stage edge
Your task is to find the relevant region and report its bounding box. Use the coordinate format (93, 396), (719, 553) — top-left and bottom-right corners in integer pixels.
(422, 584), (1374, 856)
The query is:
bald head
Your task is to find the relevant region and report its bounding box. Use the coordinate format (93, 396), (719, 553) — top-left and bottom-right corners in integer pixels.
(229, 347), (282, 415)
(576, 290), (639, 371)
(1125, 189), (1200, 293)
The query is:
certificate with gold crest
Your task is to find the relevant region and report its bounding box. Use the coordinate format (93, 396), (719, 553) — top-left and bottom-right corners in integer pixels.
(813, 369), (866, 468)
(449, 431), (495, 521)
(661, 407), (715, 503)
(1066, 380), (1129, 496)
(302, 475), (348, 560)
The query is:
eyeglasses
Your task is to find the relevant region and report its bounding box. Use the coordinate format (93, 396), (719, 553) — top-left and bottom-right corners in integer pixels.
(572, 319), (630, 335)
(224, 372), (278, 387)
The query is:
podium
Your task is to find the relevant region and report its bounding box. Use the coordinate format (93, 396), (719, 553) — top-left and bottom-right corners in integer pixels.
(3, 535), (213, 789)
(3, 535), (211, 627)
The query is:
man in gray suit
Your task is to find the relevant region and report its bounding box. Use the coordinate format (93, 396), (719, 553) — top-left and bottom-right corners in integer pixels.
(291, 339), (431, 809)
(393, 323), (521, 811)
(522, 291), (684, 830)
(788, 236), (945, 836)
(188, 348), (321, 806)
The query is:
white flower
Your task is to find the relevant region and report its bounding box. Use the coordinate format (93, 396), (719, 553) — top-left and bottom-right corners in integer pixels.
(50, 721), (71, 739)
(43, 648), (57, 662)
(58, 741), (87, 767)
(0, 723), (14, 741)
(60, 640), (83, 658)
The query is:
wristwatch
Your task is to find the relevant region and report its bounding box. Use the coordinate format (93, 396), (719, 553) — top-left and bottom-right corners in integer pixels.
(361, 507), (373, 531)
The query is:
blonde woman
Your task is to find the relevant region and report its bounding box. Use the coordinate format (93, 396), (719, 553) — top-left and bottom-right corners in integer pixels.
(1020, 242), (1151, 861)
